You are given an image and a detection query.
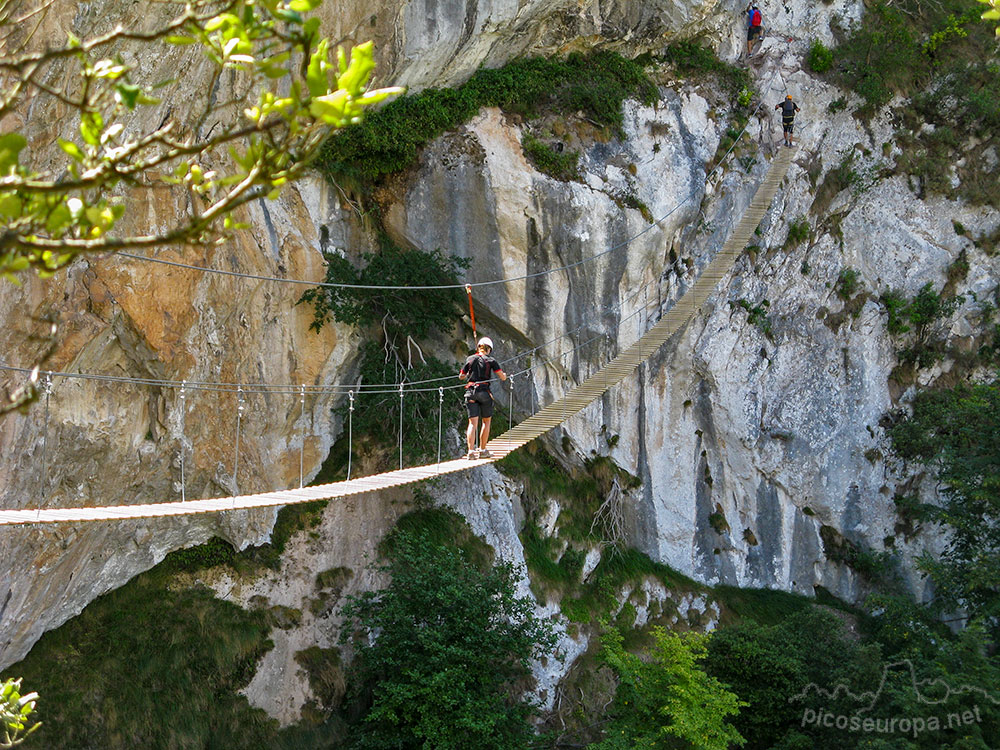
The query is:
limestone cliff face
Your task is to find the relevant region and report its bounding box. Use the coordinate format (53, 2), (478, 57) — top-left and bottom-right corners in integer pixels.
(0, 0), (997, 720)
(0, 0), (678, 668)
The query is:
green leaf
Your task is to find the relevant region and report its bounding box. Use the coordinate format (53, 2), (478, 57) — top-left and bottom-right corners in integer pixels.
(80, 111), (103, 146)
(336, 41), (376, 95)
(58, 138), (85, 161)
(309, 89), (350, 124)
(204, 14), (236, 32)
(46, 204), (72, 234)
(115, 84), (158, 109)
(358, 87), (404, 106)
(0, 193), (23, 218)
(165, 35), (197, 45)
(93, 59), (128, 79)
(261, 64), (288, 79)
(273, 8), (303, 24)
(0, 132), (27, 174)
(288, 0), (322, 11)
(303, 17), (321, 38)
(305, 38), (330, 97)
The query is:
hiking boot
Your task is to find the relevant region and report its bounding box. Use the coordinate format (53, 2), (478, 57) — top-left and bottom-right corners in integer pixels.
(478, 449), (492, 459)
(465, 449), (479, 460)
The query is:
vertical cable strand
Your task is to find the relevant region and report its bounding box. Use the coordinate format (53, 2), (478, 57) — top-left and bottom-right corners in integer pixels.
(436, 387), (443, 471)
(233, 386), (244, 501)
(508, 373), (513, 433)
(398, 383), (404, 471)
(347, 390), (354, 481)
(39, 372), (53, 511)
(299, 384), (306, 489)
(179, 381), (187, 502)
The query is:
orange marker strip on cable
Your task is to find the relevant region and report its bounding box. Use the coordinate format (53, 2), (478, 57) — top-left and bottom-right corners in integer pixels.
(465, 284), (477, 343)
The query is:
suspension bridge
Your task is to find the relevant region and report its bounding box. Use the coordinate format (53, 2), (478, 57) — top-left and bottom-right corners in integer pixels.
(0, 146), (795, 526)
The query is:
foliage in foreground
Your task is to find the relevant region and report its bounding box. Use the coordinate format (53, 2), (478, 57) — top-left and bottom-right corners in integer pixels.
(0, 0), (399, 415)
(339, 527), (557, 749)
(0, 0), (400, 281)
(591, 626), (745, 750)
(0, 678), (39, 747)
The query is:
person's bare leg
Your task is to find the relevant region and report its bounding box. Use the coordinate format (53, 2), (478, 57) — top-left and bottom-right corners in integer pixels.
(467, 418), (479, 454)
(479, 417), (492, 451)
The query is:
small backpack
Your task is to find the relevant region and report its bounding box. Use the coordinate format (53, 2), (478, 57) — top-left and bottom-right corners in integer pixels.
(750, 8), (763, 26)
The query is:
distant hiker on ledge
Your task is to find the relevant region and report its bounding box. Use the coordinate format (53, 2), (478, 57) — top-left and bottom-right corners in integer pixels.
(775, 94), (799, 147)
(745, 2), (764, 57)
(459, 337), (507, 460)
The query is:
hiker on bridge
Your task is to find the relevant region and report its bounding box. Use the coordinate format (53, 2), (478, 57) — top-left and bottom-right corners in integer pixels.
(459, 336), (507, 459)
(745, 2), (764, 57)
(775, 94), (799, 147)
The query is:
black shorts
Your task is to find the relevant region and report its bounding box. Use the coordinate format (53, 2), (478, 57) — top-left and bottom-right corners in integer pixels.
(466, 389), (494, 419)
(747, 26), (762, 42)
(783, 120), (794, 133)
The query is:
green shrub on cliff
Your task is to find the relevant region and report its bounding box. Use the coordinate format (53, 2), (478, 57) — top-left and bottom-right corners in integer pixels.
(339, 526), (556, 748)
(889, 379), (1000, 629)
(317, 51), (657, 184)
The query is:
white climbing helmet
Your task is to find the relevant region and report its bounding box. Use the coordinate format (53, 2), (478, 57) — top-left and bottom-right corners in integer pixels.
(477, 336), (494, 351)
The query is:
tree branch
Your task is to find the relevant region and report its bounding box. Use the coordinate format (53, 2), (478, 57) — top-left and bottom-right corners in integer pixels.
(0, 1), (231, 70)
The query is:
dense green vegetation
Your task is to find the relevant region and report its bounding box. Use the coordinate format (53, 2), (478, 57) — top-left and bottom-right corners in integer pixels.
(593, 627), (745, 750)
(704, 604), (1000, 749)
(660, 39), (752, 95)
(823, 0), (999, 205)
(317, 51), (657, 185)
(880, 282), (999, 380)
(889, 379), (1000, 631)
(339, 523), (557, 749)
(521, 132), (581, 181)
(8, 550), (280, 750)
(11, 469), (1000, 750)
(299, 236), (468, 338)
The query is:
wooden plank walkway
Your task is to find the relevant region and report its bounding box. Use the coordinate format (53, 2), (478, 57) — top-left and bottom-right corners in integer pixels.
(0, 148), (795, 526)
